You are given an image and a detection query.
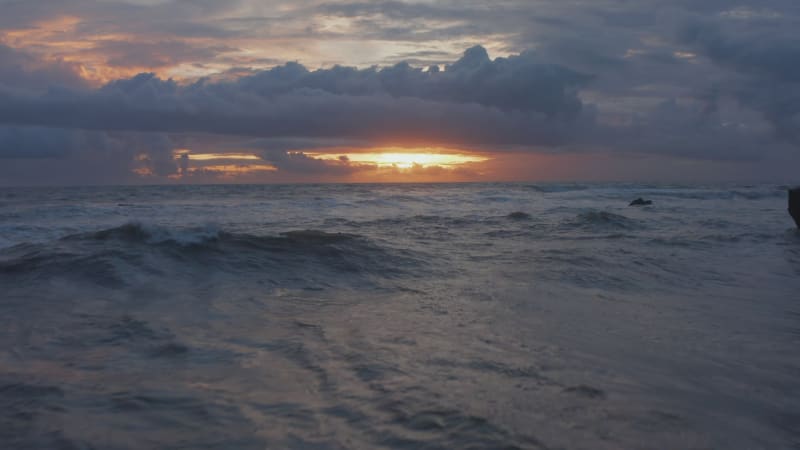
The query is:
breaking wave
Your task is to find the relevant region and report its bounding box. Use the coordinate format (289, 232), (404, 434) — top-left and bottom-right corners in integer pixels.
(66, 222), (224, 245)
(0, 223), (426, 288)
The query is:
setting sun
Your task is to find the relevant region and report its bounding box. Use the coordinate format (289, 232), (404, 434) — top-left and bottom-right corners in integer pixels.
(308, 149), (489, 169)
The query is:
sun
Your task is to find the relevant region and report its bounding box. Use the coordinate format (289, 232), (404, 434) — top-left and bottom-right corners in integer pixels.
(307, 148), (489, 169)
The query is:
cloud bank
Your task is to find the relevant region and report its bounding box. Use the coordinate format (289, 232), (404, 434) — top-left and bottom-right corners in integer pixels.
(0, 46), (592, 147)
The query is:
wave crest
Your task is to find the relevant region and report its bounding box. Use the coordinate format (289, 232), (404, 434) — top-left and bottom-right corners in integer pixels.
(2, 223), (426, 289)
(71, 222), (223, 245)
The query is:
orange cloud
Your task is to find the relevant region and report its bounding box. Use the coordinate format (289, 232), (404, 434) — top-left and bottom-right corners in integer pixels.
(1, 15), (238, 85)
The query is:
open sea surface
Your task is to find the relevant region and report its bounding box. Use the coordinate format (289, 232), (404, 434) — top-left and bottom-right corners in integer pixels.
(0, 183), (798, 449)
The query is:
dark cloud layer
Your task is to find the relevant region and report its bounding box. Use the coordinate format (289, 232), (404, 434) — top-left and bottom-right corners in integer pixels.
(0, 126), (177, 184)
(0, 46), (592, 148)
(678, 19), (800, 147)
(0, 126), (77, 158)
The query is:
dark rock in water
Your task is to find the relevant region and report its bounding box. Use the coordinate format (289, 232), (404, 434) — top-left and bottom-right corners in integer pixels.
(507, 211), (532, 220)
(790, 188), (800, 228)
(629, 198), (653, 206)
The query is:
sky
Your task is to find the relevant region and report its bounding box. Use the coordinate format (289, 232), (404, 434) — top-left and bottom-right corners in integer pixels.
(0, 0), (798, 185)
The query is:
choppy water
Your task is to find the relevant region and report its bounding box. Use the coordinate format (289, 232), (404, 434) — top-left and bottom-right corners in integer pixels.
(0, 183), (798, 449)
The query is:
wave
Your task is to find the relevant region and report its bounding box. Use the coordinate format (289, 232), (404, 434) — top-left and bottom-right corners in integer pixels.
(68, 222), (224, 245)
(640, 186), (787, 200)
(0, 246), (129, 288)
(506, 212), (532, 221)
(338, 212), (546, 229)
(331, 214), (487, 230)
(525, 184), (589, 193)
(566, 211), (642, 231)
(69, 223), (365, 248)
(0, 223), (427, 289)
(281, 229), (360, 244)
(650, 231), (778, 248)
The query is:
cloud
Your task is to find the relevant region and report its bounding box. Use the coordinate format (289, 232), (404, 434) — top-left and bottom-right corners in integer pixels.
(0, 126), (77, 158)
(680, 19), (800, 82)
(679, 15), (800, 145)
(232, 45), (590, 117)
(95, 40), (235, 69)
(0, 46), (593, 148)
(0, 44), (87, 91)
(590, 98), (789, 162)
(260, 150), (368, 175)
(0, 125), (177, 185)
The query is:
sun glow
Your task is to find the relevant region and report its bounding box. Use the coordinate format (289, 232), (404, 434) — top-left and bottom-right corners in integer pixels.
(308, 149), (489, 169)
(161, 148), (490, 182)
(198, 164), (276, 173)
(177, 152), (262, 161)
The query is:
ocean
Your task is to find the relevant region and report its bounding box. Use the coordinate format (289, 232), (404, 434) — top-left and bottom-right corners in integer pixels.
(0, 183), (798, 449)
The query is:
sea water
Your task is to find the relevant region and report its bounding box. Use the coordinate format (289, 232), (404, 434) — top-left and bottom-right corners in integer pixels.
(0, 183), (798, 449)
